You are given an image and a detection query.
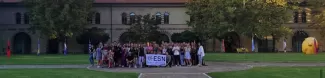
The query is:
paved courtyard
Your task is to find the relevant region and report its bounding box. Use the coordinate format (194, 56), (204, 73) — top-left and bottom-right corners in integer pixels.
(2, 62), (325, 78)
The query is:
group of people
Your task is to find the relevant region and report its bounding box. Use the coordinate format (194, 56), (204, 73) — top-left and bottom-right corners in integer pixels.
(88, 42), (207, 68)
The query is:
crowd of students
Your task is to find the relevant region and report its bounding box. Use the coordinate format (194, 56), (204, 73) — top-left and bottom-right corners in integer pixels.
(88, 42), (207, 68)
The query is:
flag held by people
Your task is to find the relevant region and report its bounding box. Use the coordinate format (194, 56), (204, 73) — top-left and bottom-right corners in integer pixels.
(64, 41), (67, 55)
(37, 38), (40, 56)
(252, 37), (255, 52)
(222, 39), (225, 52)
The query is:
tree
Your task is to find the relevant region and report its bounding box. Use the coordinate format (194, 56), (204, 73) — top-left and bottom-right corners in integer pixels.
(180, 30), (199, 42)
(171, 33), (183, 42)
(76, 27), (109, 53)
(186, 0), (293, 42)
(76, 27), (110, 45)
(24, 0), (93, 41)
(125, 14), (163, 43)
(119, 31), (138, 43)
(171, 31), (198, 43)
(186, 0), (231, 42)
(235, 0), (293, 38)
(307, 0), (325, 51)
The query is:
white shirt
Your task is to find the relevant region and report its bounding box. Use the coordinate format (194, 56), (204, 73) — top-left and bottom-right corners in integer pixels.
(197, 46), (205, 57)
(172, 46), (180, 55)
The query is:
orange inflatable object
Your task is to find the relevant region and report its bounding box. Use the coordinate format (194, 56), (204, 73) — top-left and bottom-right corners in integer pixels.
(302, 37), (319, 54)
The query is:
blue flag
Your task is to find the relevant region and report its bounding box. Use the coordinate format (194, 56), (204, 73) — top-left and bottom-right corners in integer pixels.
(252, 36), (255, 52)
(64, 41), (67, 55)
(37, 38), (40, 56)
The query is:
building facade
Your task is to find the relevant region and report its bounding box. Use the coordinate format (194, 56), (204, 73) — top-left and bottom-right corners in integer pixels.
(0, 0), (322, 54)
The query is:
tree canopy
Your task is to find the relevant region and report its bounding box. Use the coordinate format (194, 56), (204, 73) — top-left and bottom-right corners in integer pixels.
(186, 0), (293, 41)
(24, 0), (93, 41)
(171, 31), (199, 43)
(306, 0), (325, 46)
(122, 14), (166, 43)
(76, 27), (110, 45)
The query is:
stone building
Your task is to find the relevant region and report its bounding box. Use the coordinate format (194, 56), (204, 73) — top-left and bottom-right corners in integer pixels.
(0, 0), (321, 54)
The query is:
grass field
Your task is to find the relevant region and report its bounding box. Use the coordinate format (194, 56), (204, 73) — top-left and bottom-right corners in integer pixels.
(0, 54), (89, 65)
(0, 68), (138, 78)
(2, 53), (325, 65)
(208, 67), (325, 78)
(205, 53), (325, 62)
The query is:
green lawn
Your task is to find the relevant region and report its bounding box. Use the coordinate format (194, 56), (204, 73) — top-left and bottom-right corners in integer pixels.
(208, 67), (325, 78)
(205, 53), (325, 62)
(0, 68), (138, 78)
(0, 54), (89, 65)
(2, 53), (325, 65)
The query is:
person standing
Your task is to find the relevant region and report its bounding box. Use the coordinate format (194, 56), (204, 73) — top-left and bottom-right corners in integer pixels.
(147, 43), (153, 54)
(179, 44), (185, 66)
(138, 44), (145, 68)
(167, 43), (174, 66)
(197, 43), (205, 66)
(132, 45), (139, 68)
(108, 49), (114, 68)
(190, 42), (197, 65)
(96, 45), (102, 68)
(126, 48), (135, 68)
(162, 46), (167, 55)
(185, 43), (192, 66)
(89, 45), (95, 66)
(114, 44), (122, 67)
(121, 44), (127, 67)
(172, 44), (180, 66)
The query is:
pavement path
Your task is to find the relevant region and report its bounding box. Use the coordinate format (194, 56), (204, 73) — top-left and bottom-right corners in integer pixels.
(87, 62), (251, 78)
(3, 62), (325, 78)
(88, 62), (325, 78)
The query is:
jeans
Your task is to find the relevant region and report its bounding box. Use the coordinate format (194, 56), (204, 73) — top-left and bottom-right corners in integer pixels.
(89, 53), (94, 65)
(180, 55), (185, 65)
(198, 55), (203, 65)
(138, 56), (145, 68)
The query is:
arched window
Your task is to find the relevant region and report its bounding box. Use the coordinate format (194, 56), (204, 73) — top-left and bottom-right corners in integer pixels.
(121, 12), (127, 24)
(130, 12), (136, 24)
(24, 13), (29, 24)
(95, 13), (100, 24)
(294, 11), (299, 23)
(301, 11), (307, 23)
(155, 12), (162, 24)
(15, 12), (21, 24)
(164, 12), (169, 24)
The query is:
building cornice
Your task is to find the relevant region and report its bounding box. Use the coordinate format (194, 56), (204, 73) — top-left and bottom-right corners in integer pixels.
(0, 3), (185, 7)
